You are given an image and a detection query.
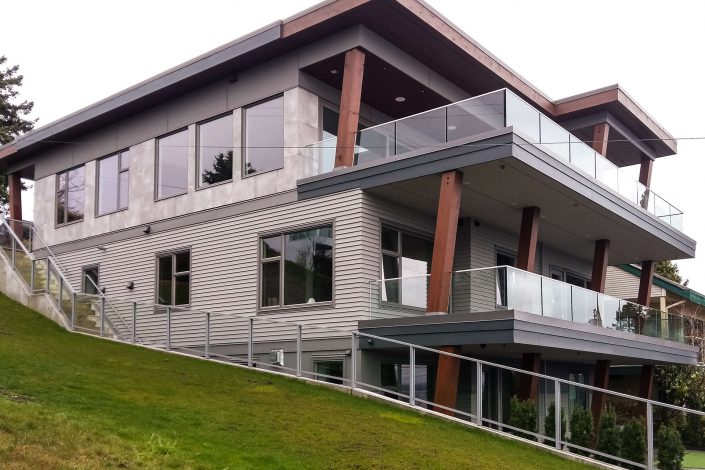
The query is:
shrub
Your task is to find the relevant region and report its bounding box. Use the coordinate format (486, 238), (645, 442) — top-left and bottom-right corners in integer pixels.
(657, 425), (685, 470)
(507, 396), (537, 440)
(544, 402), (566, 444)
(684, 413), (705, 447)
(595, 405), (621, 464)
(569, 405), (594, 455)
(620, 417), (647, 469)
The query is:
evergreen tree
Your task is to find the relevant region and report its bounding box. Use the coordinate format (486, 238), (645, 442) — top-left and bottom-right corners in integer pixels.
(0, 55), (35, 212)
(656, 260), (687, 286)
(201, 150), (233, 185)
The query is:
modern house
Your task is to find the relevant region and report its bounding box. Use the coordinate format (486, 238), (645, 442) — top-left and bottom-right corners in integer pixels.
(0, 0), (698, 432)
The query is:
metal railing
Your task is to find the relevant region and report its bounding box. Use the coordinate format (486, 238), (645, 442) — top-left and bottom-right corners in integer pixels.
(305, 88), (684, 230)
(370, 266), (692, 344)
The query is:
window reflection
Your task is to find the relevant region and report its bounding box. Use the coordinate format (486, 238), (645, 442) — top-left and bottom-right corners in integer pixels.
(199, 114), (233, 186)
(157, 130), (188, 198)
(56, 166), (85, 225)
(244, 96), (284, 175)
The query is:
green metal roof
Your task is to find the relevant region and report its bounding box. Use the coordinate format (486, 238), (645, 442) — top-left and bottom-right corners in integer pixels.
(618, 264), (705, 307)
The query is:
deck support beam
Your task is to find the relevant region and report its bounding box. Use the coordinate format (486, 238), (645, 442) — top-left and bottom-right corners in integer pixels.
(334, 48), (365, 168)
(8, 173), (22, 221)
(639, 364), (655, 417)
(638, 261), (655, 307)
(591, 359), (611, 426)
(590, 239), (610, 293)
(639, 155), (653, 188)
(518, 353), (541, 402)
(592, 122), (610, 156)
(516, 206), (540, 273)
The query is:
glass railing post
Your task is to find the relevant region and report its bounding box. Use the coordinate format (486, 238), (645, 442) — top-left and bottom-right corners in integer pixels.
(647, 402), (654, 469)
(166, 306), (171, 350)
(71, 293), (76, 330)
(570, 285), (574, 322)
(409, 345), (416, 406)
(247, 317), (253, 367)
(554, 379), (561, 450)
(205, 312), (211, 359)
(11, 236), (15, 267)
(539, 276), (544, 316)
(132, 302), (137, 344)
(475, 361), (483, 426)
(100, 297), (106, 337)
(30, 261), (35, 292)
(351, 332), (357, 389)
(296, 324), (302, 378)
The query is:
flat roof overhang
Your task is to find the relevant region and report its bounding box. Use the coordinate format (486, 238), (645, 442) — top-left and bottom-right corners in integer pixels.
(358, 310), (699, 366)
(297, 129), (695, 263)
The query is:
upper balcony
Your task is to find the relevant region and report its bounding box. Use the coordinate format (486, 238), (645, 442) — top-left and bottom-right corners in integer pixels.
(303, 89), (684, 231)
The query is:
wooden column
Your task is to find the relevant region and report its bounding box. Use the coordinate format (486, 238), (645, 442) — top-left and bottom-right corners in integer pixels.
(590, 239), (610, 293)
(592, 122), (610, 156)
(428, 170), (463, 416)
(427, 170), (463, 314)
(516, 206), (540, 273)
(518, 353), (541, 401)
(638, 364), (655, 417)
(334, 48), (365, 168)
(638, 261), (655, 307)
(8, 173), (22, 221)
(639, 155), (654, 188)
(591, 359), (611, 426)
(433, 345), (463, 414)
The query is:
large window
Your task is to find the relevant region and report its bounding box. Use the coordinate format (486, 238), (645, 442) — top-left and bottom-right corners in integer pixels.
(244, 96), (284, 176)
(156, 129), (189, 199)
(260, 226), (333, 308)
(157, 251), (191, 306)
(198, 114), (233, 187)
(381, 227), (433, 308)
(97, 151), (129, 215)
(56, 166), (85, 225)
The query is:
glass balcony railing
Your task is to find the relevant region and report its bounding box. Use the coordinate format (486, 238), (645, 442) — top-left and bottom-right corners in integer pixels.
(305, 89), (684, 231)
(369, 266), (691, 345)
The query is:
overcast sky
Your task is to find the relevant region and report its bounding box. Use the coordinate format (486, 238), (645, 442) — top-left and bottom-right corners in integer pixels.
(2, 0), (704, 290)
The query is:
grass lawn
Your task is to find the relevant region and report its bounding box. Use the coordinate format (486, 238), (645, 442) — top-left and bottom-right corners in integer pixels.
(0, 293), (593, 469)
(684, 451), (705, 469)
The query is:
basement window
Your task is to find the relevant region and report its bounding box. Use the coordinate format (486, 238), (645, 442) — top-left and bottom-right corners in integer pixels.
(156, 250), (191, 306)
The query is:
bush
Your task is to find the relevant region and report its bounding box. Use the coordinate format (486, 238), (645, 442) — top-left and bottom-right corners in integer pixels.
(620, 417), (647, 469)
(657, 425), (685, 470)
(684, 413), (705, 447)
(595, 405), (621, 464)
(544, 402), (566, 444)
(569, 406), (594, 455)
(507, 396), (537, 440)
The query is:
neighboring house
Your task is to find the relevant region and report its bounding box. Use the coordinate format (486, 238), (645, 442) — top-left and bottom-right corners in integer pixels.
(0, 0), (698, 428)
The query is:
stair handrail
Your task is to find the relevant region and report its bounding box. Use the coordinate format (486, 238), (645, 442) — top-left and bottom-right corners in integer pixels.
(82, 273), (133, 337)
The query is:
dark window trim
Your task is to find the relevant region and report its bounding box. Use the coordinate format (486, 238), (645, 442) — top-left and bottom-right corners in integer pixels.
(55, 164), (86, 228)
(81, 264), (100, 294)
(257, 221), (335, 312)
(95, 149), (130, 217)
(242, 94), (285, 179)
(154, 247), (192, 307)
(154, 127), (190, 202)
(196, 111), (235, 190)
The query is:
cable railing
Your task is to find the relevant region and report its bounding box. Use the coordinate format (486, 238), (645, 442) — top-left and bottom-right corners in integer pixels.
(370, 266), (691, 344)
(305, 88), (684, 231)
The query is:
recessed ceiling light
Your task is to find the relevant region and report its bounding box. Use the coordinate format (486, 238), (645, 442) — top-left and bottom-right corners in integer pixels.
(447, 125), (457, 131)
(330, 69), (338, 75)
(395, 96), (406, 102)
(540, 214), (546, 219)
(585, 234), (591, 238)
(511, 202), (518, 206)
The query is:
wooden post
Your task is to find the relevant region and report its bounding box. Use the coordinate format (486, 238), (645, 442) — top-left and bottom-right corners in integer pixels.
(334, 48), (365, 168)
(516, 206), (540, 273)
(427, 170), (463, 314)
(8, 173), (22, 221)
(639, 155), (653, 188)
(591, 359), (611, 426)
(592, 122), (610, 156)
(638, 261), (655, 307)
(639, 364), (655, 417)
(433, 345), (462, 415)
(518, 353), (541, 401)
(590, 239), (610, 293)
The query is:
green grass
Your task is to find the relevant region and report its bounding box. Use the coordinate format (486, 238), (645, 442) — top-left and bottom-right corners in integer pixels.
(0, 293), (592, 469)
(684, 451), (705, 469)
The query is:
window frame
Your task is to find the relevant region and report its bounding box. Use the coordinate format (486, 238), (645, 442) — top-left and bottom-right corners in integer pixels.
(81, 264), (100, 295)
(154, 128), (190, 201)
(549, 265), (590, 289)
(55, 164), (86, 227)
(379, 223), (434, 309)
(242, 94), (285, 179)
(258, 222), (335, 312)
(313, 357), (345, 385)
(155, 248), (192, 307)
(196, 112), (235, 190)
(96, 150), (130, 217)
